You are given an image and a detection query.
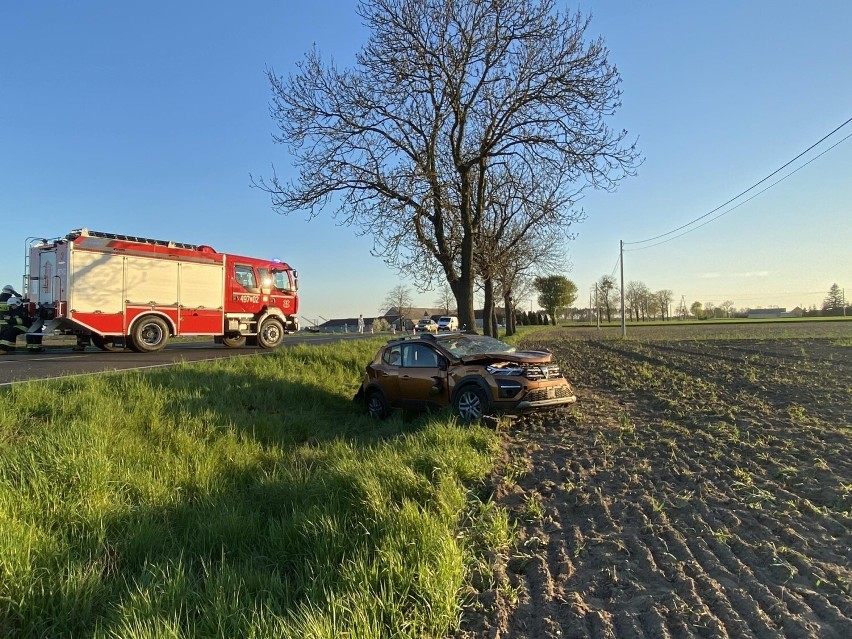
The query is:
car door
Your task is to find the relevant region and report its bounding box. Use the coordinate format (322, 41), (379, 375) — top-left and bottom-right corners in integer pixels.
(398, 343), (448, 409)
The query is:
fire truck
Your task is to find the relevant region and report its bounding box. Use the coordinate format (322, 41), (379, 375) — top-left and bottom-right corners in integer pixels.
(23, 228), (299, 352)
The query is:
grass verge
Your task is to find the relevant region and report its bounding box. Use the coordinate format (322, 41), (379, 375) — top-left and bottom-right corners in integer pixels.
(0, 339), (502, 638)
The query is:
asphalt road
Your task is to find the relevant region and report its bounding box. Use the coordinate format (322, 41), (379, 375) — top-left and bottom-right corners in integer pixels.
(0, 333), (375, 386)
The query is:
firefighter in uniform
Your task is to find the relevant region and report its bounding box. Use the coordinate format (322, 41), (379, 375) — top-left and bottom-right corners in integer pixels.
(0, 284), (21, 308)
(0, 296), (31, 355)
(0, 286), (24, 353)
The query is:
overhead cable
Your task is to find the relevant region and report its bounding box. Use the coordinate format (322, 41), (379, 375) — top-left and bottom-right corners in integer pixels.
(625, 115), (852, 246)
(624, 129), (852, 252)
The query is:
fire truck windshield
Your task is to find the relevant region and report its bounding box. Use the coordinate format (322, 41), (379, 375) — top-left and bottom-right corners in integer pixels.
(259, 268), (295, 293)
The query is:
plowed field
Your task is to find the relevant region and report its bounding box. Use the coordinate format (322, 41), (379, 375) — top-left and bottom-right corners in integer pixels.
(460, 322), (852, 638)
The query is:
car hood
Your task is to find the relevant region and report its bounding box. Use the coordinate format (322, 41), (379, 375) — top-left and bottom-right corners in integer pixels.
(459, 350), (553, 365)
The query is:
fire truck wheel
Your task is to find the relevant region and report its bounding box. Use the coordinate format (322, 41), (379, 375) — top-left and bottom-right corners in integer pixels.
(131, 315), (170, 353)
(221, 334), (247, 348)
(257, 317), (285, 349)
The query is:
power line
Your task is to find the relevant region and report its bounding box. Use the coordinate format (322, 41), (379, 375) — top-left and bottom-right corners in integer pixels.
(624, 130), (852, 252)
(609, 254), (620, 279)
(624, 115), (852, 246)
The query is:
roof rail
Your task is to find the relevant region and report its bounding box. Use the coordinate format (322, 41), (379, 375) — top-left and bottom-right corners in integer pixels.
(67, 228), (212, 252)
(386, 333), (438, 344)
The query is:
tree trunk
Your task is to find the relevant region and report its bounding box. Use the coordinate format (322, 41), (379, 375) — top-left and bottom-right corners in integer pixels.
(504, 291), (514, 336)
(451, 278), (476, 333)
(483, 278), (495, 337)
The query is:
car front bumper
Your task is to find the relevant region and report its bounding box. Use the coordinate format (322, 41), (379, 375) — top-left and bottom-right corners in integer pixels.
(513, 394), (577, 411)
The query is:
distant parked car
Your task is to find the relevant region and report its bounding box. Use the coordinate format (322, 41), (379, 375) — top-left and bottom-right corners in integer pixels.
(436, 316), (459, 331)
(415, 318), (439, 333)
(354, 332), (577, 420)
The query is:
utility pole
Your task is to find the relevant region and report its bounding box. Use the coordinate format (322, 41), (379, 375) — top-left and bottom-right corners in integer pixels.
(595, 285), (600, 329)
(620, 240), (626, 337)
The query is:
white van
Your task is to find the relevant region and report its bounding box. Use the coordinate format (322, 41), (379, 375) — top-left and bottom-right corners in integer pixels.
(437, 316), (459, 331)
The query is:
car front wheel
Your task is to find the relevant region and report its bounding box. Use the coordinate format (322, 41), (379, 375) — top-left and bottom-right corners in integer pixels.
(453, 385), (487, 421)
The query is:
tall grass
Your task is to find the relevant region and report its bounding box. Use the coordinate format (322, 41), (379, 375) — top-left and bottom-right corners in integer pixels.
(0, 339), (502, 638)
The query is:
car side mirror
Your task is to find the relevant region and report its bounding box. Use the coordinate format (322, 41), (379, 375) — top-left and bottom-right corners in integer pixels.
(438, 356), (448, 371)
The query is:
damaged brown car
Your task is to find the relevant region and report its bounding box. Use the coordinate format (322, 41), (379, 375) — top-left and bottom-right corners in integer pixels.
(355, 332), (576, 420)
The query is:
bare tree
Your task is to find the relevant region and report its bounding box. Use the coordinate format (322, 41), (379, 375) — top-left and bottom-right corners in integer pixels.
(625, 280), (649, 322)
(646, 293), (661, 320)
(597, 275), (617, 322)
(381, 285), (413, 330)
(656, 289), (673, 321)
(475, 165), (574, 336)
(720, 300), (735, 318)
(433, 282), (455, 315)
(257, 0), (639, 333)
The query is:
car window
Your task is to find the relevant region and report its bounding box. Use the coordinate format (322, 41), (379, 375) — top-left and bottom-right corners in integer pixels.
(383, 345), (403, 366)
(402, 343), (439, 368)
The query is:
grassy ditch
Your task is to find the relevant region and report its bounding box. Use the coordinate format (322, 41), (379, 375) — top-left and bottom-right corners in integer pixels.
(0, 339), (505, 638)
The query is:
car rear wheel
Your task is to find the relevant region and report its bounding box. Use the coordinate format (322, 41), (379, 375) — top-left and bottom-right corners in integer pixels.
(366, 389), (390, 419)
(453, 385), (487, 421)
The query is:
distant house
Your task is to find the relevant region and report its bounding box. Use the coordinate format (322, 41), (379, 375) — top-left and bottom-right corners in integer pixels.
(381, 307), (448, 330)
(747, 308), (785, 319)
(316, 316), (380, 333)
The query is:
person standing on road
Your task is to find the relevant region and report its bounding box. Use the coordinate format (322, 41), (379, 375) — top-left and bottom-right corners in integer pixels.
(358, 314), (365, 334)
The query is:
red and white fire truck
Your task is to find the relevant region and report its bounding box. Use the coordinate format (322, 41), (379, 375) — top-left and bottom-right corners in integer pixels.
(23, 228), (299, 352)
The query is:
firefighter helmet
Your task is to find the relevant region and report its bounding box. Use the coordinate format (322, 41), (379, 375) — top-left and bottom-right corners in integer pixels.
(6, 296), (22, 308)
(2, 284), (16, 294)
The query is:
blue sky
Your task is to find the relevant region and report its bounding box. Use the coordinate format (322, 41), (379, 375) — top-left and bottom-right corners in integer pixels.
(2, 1), (850, 322)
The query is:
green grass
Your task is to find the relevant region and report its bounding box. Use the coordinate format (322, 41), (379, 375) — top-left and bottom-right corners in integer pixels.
(0, 339), (501, 638)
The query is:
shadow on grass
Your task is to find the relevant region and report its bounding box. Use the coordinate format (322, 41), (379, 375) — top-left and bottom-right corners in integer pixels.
(5, 359), (478, 637)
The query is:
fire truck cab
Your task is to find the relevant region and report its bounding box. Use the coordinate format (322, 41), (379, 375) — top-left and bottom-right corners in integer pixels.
(25, 228), (299, 352)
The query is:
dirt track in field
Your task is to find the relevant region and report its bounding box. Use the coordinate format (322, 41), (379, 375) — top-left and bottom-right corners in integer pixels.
(458, 322), (852, 638)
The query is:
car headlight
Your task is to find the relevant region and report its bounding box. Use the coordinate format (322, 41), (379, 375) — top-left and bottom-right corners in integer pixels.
(486, 365), (525, 376)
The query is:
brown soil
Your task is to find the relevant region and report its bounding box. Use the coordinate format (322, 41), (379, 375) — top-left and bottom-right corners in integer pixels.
(458, 324), (852, 638)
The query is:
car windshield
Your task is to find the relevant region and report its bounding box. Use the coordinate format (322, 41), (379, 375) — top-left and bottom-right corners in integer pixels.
(439, 335), (516, 358)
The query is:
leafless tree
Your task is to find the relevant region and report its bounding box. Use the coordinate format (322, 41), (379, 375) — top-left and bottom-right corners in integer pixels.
(656, 289), (673, 321)
(597, 275), (617, 322)
(381, 285), (413, 329)
(433, 282), (455, 315)
(256, 0), (639, 332)
(474, 164), (575, 336)
(625, 280), (649, 322)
